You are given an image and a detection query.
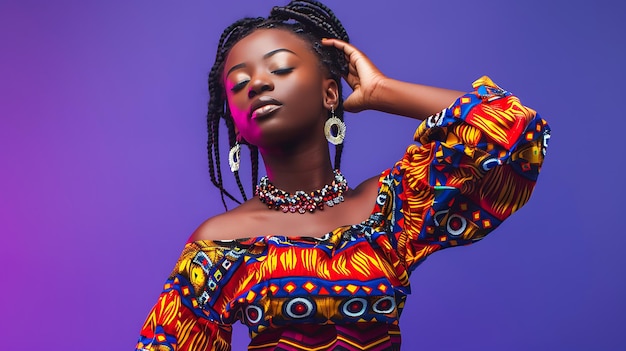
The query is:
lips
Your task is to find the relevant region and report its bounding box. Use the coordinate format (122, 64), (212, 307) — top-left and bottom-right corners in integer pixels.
(249, 96), (283, 119)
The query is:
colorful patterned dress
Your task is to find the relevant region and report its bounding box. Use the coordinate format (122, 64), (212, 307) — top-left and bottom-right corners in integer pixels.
(136, 77), (550, 351)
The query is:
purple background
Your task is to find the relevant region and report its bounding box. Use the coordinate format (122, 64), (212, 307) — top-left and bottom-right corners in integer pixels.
(1, 0), (624, 350)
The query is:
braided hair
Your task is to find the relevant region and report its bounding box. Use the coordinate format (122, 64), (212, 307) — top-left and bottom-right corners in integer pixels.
(207, 0), (350, 210)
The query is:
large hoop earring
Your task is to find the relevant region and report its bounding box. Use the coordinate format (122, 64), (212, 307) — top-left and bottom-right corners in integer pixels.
(228, 142), (241, 173)
(324, 106), (346, 145)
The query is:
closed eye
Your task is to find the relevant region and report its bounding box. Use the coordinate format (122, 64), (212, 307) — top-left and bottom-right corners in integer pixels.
(272, 68), (293, 75)
(230, 67), (292, 92)
(231, 80), (249, 92)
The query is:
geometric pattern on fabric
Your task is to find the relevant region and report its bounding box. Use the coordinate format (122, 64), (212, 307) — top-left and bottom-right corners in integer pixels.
(136, 76), (550, 351)
(247, 323), (401, 350)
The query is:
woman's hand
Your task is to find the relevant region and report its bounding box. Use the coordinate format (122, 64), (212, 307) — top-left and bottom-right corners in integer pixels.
(323, 38), (464, 120)
(321, 38), (386, 113)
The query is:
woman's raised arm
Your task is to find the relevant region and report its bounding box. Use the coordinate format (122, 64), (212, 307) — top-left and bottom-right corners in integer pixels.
(322, 38), (463, 120)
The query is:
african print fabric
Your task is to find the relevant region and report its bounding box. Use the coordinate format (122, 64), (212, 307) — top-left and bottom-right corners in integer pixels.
(136, 76), (550, 351)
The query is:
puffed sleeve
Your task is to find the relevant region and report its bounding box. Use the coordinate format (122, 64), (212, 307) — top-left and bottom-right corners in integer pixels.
(381, 76), (550, 272)
(135, 242), (232, 351)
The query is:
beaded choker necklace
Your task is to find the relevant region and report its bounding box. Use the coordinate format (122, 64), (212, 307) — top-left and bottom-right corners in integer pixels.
(255, 170), (348, 214)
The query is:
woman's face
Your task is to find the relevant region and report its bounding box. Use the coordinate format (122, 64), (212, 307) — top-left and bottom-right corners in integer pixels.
(223, 28), (337, 148)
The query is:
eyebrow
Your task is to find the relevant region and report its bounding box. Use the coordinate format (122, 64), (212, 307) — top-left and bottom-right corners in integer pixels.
(226, 48), (297, 77)
(263, 48), (296, 59)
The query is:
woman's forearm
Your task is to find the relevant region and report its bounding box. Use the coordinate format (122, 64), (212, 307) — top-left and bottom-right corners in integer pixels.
(370, 78), (465, 120)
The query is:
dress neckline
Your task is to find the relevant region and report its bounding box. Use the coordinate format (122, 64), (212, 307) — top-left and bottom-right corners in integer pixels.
(187, 210), (384, 247)
(188, 172), (390, 246)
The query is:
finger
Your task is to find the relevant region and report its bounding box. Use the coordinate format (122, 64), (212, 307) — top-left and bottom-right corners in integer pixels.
(343, 95), (363, 113)
(321, 38), (360, 57)
(346, 74), (358, 90)
(345, 74), (359, 90)
(348, 62), (358, 78)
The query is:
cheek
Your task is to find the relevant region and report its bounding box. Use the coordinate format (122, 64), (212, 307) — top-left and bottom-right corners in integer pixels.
(226, 96), (247, 124)
(225, 97), (261, 142)
(286, 74), (324, 105)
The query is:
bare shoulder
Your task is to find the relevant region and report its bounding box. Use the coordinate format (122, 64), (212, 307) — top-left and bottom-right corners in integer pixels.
(350, 173), (382, 198)
(188, 173), (385, 242)
(338, 173), (383, 219)
(188, 202), (261, 242)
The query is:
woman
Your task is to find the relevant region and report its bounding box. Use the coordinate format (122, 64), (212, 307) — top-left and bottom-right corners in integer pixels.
(136, 1), (550, 350)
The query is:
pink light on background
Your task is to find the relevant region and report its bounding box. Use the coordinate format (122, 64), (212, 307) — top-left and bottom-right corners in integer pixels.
(0, 0), (623, 350)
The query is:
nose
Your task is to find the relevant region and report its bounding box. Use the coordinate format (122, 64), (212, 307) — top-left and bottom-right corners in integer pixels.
(248, 73), (274, 98)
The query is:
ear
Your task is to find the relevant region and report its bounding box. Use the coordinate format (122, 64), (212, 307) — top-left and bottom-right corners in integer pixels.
(322, 78), (339, 110)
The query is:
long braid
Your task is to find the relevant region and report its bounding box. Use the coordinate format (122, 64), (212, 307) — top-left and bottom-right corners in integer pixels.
(334, 142), (344, 170)
(250, 145), (259, 195)
(206, 1), (350, 210)
(207, 80), (238, 207)
(224, 106), (248, 202)
(207, 18), (264, 209)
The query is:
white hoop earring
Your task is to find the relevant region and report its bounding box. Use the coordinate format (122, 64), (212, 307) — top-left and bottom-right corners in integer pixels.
(324, 106), (346, 145)
(228, 143), (241, 173)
